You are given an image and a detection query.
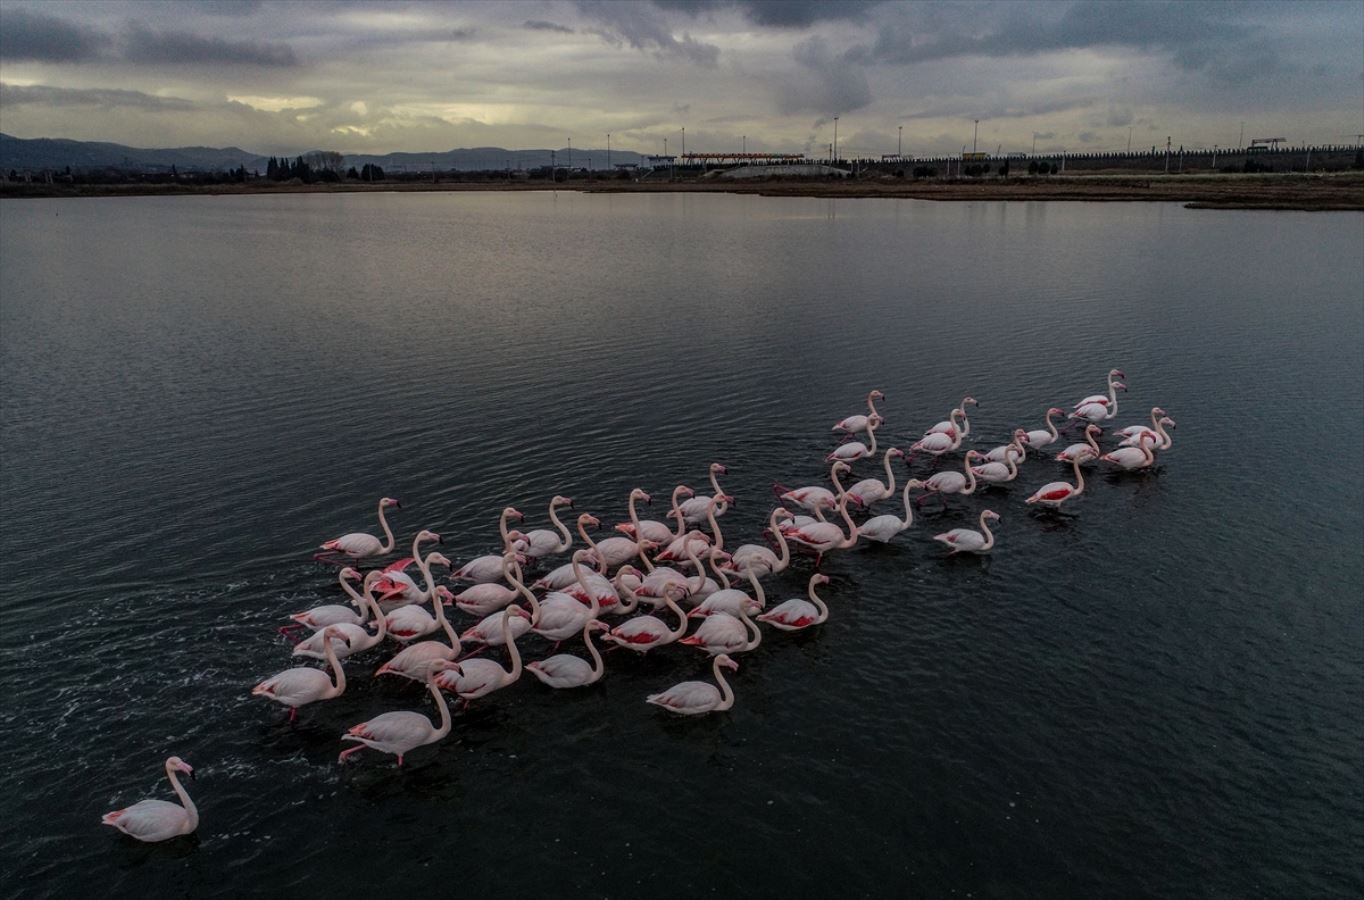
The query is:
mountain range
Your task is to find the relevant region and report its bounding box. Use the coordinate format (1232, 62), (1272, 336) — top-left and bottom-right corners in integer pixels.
(0, 133), (646, 173)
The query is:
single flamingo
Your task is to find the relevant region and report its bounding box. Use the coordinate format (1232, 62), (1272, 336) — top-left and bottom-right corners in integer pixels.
(526, 620), (610, 689)
(858, 479), (924, 543)
(909, 423), (960, 457)
(918, 452), (980, 504)
(101, 757), (197, 842)
(689, 560), (765, 618)
(757, 574), (831, 632)
(253, 626), (350, 720)
(520, 495), (574, 558)
(450, 507), (527, 583)
(435, 607), (523, 705)
(679, 595), (762, 656)
(280, 567), (373, 637)
(982, 429), (1029, 464)
(647, 654), (740, 716)
(1025, 457), (1087, 508)
(833, 390), (885, 435)
(577, 504), (651, 569)
(933, 509), (1001, 554)
(338, 660), (460, 766)
(1073, 369), (1126, 408)
(1021, 408), (1066, 451)
(678, 463), (731, 524)
(317, 497), (399, 560)
(1101, 431), (1158, 470)
(971, 450), (1019, 484)
(1056, 424), (1104, 463)
(780, 494), (860, 565)
(846, 447), (905, 505)
(372, 530), (444, 606)
(925, 396), (979, 437)
(1114, 408), (1175, 449)
(774, 461), (861, 514)
(602, 583), (690, 653)
(722, 506), (792, 578)
(384, 551), (456, 641)
(617, 485), (692, 544)
(293, 578), (387, 660)
(452, 552), (523, 617)
(376, 577), (463, 683)
(533, 551), (602, 643)
(1071, 383), (1125, 425)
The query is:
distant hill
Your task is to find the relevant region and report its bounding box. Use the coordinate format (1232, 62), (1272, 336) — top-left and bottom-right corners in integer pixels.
(0, 133), (646, 174)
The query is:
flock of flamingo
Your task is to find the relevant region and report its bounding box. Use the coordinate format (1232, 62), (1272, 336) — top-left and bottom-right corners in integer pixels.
(103, 368), (1176, 842)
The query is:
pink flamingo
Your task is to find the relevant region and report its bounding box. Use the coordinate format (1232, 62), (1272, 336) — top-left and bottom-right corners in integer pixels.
(317, 497), (399, 560)
(532, 547), (606, 591)
(293, 578), (387, 660)
(858, 479), (924, 543)
(846, 447), (905, 505)
(526, 620), (610, 689)
(376, 576), (463, 683)
(1101, 431), (1158, 470)
(971, 450), (1019, 484)
(780, 494), (860, 565)
(722, 506), (792, 578)
(533, 551), (602, 643)
(452, 552), (524, 617)
(910, 425), (960, 457)
(602, 583), (690, 652)
(1114, 408), (1175, 449)
(254, 626), (350, 720)
(372, 530), (444, 606)
(679, 588), (762, 654)
(833, 390), (885, 435)
(1025, 457), (1087, 508)
(774, 461), (860, 514)
(1071, 383), (1125, 425)
(1021, 408), (1066, 451)
(933, 509), (1001, 554)
(689, 557), (765, 618)
(757, 574), (831, 631)
(450, 507), (527, 583)
(338, 660), (460, 766)
(520, 495), (574, 558)
(925, 396), (979, 437)
(385, 552), (456, 641)
(280, 567), (374, 637)
(678, 463), (731, 524)
(647, 654), (740, 716)
(1073, 369), (1126, 408)
(101, 757), (197, 842)
(918, 452), (980, 504)
(577, 504), (652, 569)
(828, 414), (882, 462)
(1056, 424), (1104, 463)
(983, 429), (1029, 464)
(617, 485), (692, 544)
(435, 608), (523, 705)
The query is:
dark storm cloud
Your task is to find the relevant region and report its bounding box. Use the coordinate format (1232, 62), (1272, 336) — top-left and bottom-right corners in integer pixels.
(575, 0), (720, 65)
(523, 20), (575, 34)
(850, 1), (1249, 66)
(776, 35), (872, 116)
(121, 22), (298, 66)
(903, 96), (1095, 121)
(194, 0), (265, 15)
(654, 0), (886, 28)
(0, 82), (196, 111)
(0, 7), (112, 62)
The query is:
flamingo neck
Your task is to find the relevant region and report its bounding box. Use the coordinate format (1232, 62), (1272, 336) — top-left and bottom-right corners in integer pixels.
(1141, 432), (1156, 466)
(417, 550), (439, 600)
(713, 658), (736, 710)
(584, 623), (605, 680)
(323, 630), (346, 697)
(978, 512), (995, 551)
(837, 500), (859, 548)
(866, 391), (880, 418)
(881, 450), (897, 493)
(959, 400), (972, 436)
(1085, 429), (1100, 456)
(165, 763), (198, 833)
(808, 579), (830, 624)
(684, 544), (708, 593)
(768, 509), (791, 569)
(1154, 418), (1171, 449)
(866, 421), (879, 455)
(499, 510), (518, 553)
(509, 562), (540, 625)
(705, 503), (725, 553)
(613, 570), (640, 614)
(548, 500), (572, 552)
(432, 584), (460, 652)
(1072, 457), (1086, 496)
(710, 552), (732, 589)
(338, 575), (370, 622)
(576, 519), (598, 552)
(745, 567), (765, 609)
(898, 480), (915, 529)
(500, 609), (521, 684)
(829, 464), (849, 498)
(376, 501), (395, 553)
(960, 455), (978, 494)
(1044, 410), (1059, 440)
(427, 673), (452, 741)
(664, 594), (688, 640)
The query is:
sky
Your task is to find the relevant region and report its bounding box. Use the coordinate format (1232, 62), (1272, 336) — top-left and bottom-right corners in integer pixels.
(1, 0), (1361, 158)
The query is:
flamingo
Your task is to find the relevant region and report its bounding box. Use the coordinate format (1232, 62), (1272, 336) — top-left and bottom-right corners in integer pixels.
(372, 530), (445, 607)
(338, 660), (460, 766)
(1056, 424), (1104, 463)
(253, 626), (350, 720)
(858, 479), (924, 543)
(918, 452), (980, 504)
(376, 576), (463, 683)
(520, 495), (574, 558)
(1071, 384), (1125, 425)
(101, 757), (197, 842)
(601, 583), (690, 653)
(293, 579), (387, 660)
(617, 485), (692, 544)
(832, 389), (885, 435)
(828, 414), (882, 463)
(1025, 457), (1087, 508)
(317, 497), (399, 560)
(679, 585), (762, 655)
(462, 604), (533, 649)
(1021, 408), (1066, 451)
(1101, 432), (1158, 471)
(449, 507), (527, 583)
(774, 461), (861, 514)
(933, 509), (1001, 555)
(722, 506), (792, 578)
(909, 423), (960, 457)
(1114, 408), (1175, 449)
(385, 552), (457, 641)
(926, 396), (979, 438)
(452, 552), (523, 617)
(435, 607), (523, 705)
(646, 654), (740, 716)
(983, 429), (1029, 464)
(576, 509), (651, 569)
(780, 494), (860, 565)
(1073, 369), (1126, 408)
(846, 447), (905, 506)
(971, 450), (1019, 484)
(532, 549), (606, 591)
(526, 620), (610, 689)
(757, 574), (831, 632)
(689, 560), (765, 618)
(533, 551), (602, 643)
(678, 463), (731, 524)
(281, 567), (373, 636)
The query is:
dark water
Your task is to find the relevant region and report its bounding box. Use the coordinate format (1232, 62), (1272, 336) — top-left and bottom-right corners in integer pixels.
(1, 192), (1361, 898)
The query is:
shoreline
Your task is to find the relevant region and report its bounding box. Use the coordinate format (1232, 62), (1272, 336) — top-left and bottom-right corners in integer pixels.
(2, 172), (1362, 210)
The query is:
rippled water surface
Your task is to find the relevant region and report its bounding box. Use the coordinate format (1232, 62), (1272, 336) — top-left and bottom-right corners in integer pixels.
(2, 193), (1361, 898)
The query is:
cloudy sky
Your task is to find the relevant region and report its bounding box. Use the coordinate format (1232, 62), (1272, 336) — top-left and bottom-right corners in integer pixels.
(1, 0), (1360, 157)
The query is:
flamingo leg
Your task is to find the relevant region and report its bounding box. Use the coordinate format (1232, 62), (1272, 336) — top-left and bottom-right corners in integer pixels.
(289, 707), (298, 723)
(338, 745), (366, 763)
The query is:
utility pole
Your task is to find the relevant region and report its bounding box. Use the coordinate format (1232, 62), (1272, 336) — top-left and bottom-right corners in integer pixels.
(1239, 121), (1245, 149)
(742, 134), (746, 154)
(1212, 144), (1217, 169)
(606, 133), (611, 170)
(1164, 136), (1171, 173)
(567, 137), (572, 169)
(681, 127), (685, 159)
(1127, 126), (1133, 153)
(973, 118), (979, 153)
(833, 116), (839, 162)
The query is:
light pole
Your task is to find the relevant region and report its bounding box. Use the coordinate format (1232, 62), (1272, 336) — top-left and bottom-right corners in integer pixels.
(898, 125), (902, 158)
(742, 134), (746, 154)
(1212, 143), (1217, 169)
(1127, 126), (1133, 153)
(833, 116), (839, 162)
(973, 118), (979, 153)
(567, 137), (572, 169)
(681, 127), (685, 160)
(607, 133), (611, 171)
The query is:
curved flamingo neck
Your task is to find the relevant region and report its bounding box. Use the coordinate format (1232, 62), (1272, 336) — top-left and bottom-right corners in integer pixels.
(664, 593), (688, 639)
(426, 672), (452, 741)
(570, 555), (600, 619)
(684, 543), (708, 593)
(898, 480), (915, 529)
(837, 499), (859, 548)
(323, 631), (346, 697)
(613, 570), (640, 613)
(417, 550), (440, 599)
(704, 502), (725, 552)
(576, 518), (598, 552)
(709, 551), (732, 589)
(866, 391), (880, 418)
(960, 455), (978, 494)
(338, 575), (371, 622)
(432, 584), (460, 651)
(978, 512), (996, 550)
(713, 658), (736, 710)
(959, 399), (973, 436)
(808, 579), (830, 624)
(1072, 457), (1086, 496)
(880, 449), (897, 494)
(707, 469), (728, 514)
(1140, 432), (1156, 466)
(1085, 429), (1100, 456)
(165, 762), (197, 832)
(548, 500), (572, 552)
(866, 421), (879, 455)
(581, 624), (605, 680)
(1044, 410), (1059, 440)
(767, 508), (791, 569)
(376, 500), (396, 553)
(744, 567), (765, 609)
(829, 464), (849, 498)
(500, 609), (521, 684)
(508, 561), (540, 625)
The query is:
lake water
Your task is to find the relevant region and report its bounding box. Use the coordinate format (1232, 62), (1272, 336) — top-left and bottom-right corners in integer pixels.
(1, 192), (1361, 898)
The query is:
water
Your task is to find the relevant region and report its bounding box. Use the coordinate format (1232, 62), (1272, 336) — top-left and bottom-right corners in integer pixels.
(1, 192), (1361, 898)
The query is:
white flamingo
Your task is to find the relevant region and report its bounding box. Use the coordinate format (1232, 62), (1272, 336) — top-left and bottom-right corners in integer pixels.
(774, 461), (861, 514)
(909, 424), (960, 457)
(925, 396), (978, 438)
(679, 598), (762, 656)
(533, 550), (602, 643)
(385, 551), (456, 641)
(779, 494), (860, 565)
(1056, 424), (1104, 463)
(1073, 369), (1126, 408)
(452, 552), (523, 617)
(1021, 408), (1066, 451)
(1101, 431), (1158, 470)
(689, 553), (765, 618)
(678, 463), (731, 524)
(833, 389), (884, 435)
(846, 447), (905, 505)
(646, 654), (740, 716)
(317, 497), (399, 560)
(971, 451), (1019, 484)
(520, 495), (574, 558)
(376, 577), (464, 683)
(101, 757), (197, 842)
(293, 580), (387, 660)
(576, 508), (652, 569)
(757, 574), (831, 632)
(828, 414), (882, 463)
(1071, 383), (1125, 424)
(858, 479), (924, 544)
(1025, 457), (1087, 508)
(435, 608), (523, 706)
(450, 507), (527, 583)
(982, 429), (1029, 463)
(372, 530), (445, 607)
(918, 452), (980, 504)
(602, 583), (690, 653)
(616, 485), (692, 544)
(722, 506), (792, 578)
(253, 626), (350, 720)
(526, 620), (610, 689)
(1114, 408), (1175, 449)
(933, 509), (1001, 554)
(281, 567), (375, 636)
(338, 660), (460, 766)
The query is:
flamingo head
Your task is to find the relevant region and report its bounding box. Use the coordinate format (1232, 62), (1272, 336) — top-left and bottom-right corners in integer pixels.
(1113, 382), (1128, 392)
(715, 493), (736, 507)
(630, 488), (652, 504)
(1086, 425), (1102, 436)
(426, 552), (452, 569)
(573, 548), (600, 565)
(1109, 368), (1125, 379)
(167, 757), (195, 779)
(579, 513), (600, 530)
(617, 564), (642, 579)
(553, 495), (574, 508)
(504, 507), (525, 522)
(811, 573), (832, 587)
(1159, 417), (1177, 428)
(887, 447), (906, 460)
(868, 413), (884, 428)
(320, 625), (351, 642)
(710, 463), (728, 475)
(587, 620), (611, 634)
(963, 396), (979, 407)
(381, 498), (401, 509)
(1048, 407), (1065, 416)
(715, 654), (740, 673)
(982, 510), (1001, 522)
(869, 389), (885, 401)
(833, 461), (852, 474)
(417, 529), (442, 545)
(966, 450), (983, 460)
(772, 506), (792, 520)
(339, 567), (361, 581)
